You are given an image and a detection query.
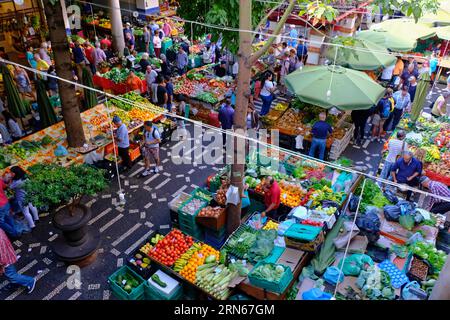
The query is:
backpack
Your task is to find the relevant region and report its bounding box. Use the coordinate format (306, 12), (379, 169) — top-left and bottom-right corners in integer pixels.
(382, 100), (391, 118)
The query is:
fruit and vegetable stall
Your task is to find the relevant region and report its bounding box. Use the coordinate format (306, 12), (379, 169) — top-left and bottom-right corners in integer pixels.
(110, 168), (446, 300)
(0, 98), (170, 174)
(382, 116), (450, 186)
(263, 100), (354, 160)
(173, 64), (233, 120)
(93, 67), (148, 95)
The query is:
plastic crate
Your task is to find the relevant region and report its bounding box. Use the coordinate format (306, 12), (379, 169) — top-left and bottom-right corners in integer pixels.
(178, 196), (209, 224)
(204, 228), (228, 249)
(179, 224), (203, 240)
(262, 246), (286, 264)
(205, 226), (227, 239)
(108, 265), (146, 300)
(168, 192), (191, 213)
(196, 207), (226, 231)
(129, 143), (141, 162)
(248, 261), (293, 294)
(144, 271), (183, 300)
(191, 188), (213, 202)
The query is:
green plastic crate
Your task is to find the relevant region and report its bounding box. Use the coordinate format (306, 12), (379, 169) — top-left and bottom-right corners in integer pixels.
(262, 246), (286, 264)
(178, 196), (209, 224)
(191, 187), (213, 202)
(144, 281), (183, 300)
(108, 265), (146, 300)
(248, 261), (293, 294)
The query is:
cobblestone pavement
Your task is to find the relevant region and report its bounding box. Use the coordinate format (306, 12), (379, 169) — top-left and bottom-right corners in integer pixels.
(0, 84), (445, 300)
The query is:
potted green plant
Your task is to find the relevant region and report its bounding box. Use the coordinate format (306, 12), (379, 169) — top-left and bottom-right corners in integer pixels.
(25, 163), (108, 264)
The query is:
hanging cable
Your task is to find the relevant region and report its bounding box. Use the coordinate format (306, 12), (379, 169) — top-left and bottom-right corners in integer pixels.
(103, 95), (125, 204)
(2, 57), (450, 204)
(332, 178), (367, 299)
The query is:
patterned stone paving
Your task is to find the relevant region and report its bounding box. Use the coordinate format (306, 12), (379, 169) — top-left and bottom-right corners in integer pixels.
(1, 84), (445, 300)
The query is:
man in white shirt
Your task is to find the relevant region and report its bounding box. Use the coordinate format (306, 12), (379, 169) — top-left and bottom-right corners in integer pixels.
(380, 63), (395, 83)
(380, 130), (408, 180)
(232, 61), (239, 79)
(145, 65), (158, 98)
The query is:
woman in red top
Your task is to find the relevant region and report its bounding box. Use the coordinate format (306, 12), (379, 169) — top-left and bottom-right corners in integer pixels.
(261, 176), (281, 219)
(0, 228), (36, 292)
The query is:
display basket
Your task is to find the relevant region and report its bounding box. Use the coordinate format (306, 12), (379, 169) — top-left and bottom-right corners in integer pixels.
(196, 207), (226, 231)
(191, 187), (213, 202)
(108, 265), (146, 300)
(178, 195), (208, 224)
(168, 192), (191, 213)
(248, 261), (293, 294)
(284, 232), (324, 252)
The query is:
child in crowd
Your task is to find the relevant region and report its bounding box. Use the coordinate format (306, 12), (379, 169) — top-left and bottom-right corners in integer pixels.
(371, 109), (382, 143)
(9, 166), (39, 229)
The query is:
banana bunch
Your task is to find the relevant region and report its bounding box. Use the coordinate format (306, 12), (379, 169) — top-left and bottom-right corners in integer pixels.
(424, 145), (441, 162)
(263, 220), (279, 230)
(173, 243), (202, 272)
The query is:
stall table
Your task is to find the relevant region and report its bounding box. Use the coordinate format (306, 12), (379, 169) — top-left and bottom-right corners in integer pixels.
(237, 251), (310, 300)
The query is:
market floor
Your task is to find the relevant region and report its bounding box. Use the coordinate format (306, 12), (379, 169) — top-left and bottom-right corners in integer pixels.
(0, 84), (445, 300)
(0, 122), (225, 300)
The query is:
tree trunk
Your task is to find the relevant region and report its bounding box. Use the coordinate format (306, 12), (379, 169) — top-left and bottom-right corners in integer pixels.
(110, 0), (125, 57)
(227, 0), (253, 234)
(43, 0), (86, 147)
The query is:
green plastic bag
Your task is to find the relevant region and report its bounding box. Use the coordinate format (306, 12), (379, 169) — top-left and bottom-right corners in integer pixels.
(338, 254), (374, 276)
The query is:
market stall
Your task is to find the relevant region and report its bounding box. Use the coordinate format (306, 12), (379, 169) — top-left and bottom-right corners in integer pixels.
(93, 67), (148, 95)
(172, 65), (233, 125)
(263, 100), (354, 160)
(379, 115), (450, 186)
(0, 94), (172, 173)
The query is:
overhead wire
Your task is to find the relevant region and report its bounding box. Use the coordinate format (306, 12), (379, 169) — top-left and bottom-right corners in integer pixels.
(2, 57), (449, 205)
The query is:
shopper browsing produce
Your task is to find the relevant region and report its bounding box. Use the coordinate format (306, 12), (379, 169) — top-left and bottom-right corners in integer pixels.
(420, 176), (450, 214)
(141, 120), (162, 176)
(309, 112), (332, 160)
(176, 47), (188, 75)
(431, 91), (449, 118)
(9, 166), (39, 230)
(391, 151), (422, 201)
(387, 86), (411, 132)
(380, 130), (408, 180)
(112, 115), (132, 171)
(218, 98), (234, 146)
(126, 70), (144, 94)
(261, 176), (281, 219)
(259, 72), (276, 116)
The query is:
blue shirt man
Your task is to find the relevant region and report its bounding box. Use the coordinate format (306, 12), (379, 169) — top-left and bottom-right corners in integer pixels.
(288, 26), (298, 48)
(296, 39), (308, 60)
(218, 101), (234, 130)
(311, 120), (333, 139)
(393, 89), (411, 111)
(391, 153), (422, 184)
(176, 48), (188, 72)
(73, 45), (85, 64)
(113, 115), (132, 170)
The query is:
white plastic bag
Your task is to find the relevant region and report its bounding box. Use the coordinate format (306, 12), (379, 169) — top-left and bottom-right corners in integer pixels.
(225, 185), (240, 206)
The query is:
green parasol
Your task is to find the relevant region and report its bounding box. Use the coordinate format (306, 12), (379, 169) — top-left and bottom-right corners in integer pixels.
(420, 0), (450, 26)
(36, 79), (57, 128)
(326, 38), (396, 71)
(82, 67), (98, 110)
(285, 65), (385, 110)
(434, 26), (450, 40)
(1, 64), (28, 118)
(370, 18), (436, 41)
(356, 29), (417, 52)
(410, 72), (431, 122)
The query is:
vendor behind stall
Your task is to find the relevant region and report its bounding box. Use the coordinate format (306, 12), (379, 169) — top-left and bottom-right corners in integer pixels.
(261, 176), (281, 219)
(215, 61), (227, 77)
(420, 176), (450, 215)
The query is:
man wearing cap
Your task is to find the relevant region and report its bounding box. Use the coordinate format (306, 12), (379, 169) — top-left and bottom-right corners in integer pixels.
(420, 176), (450, 214)
(123, 22), (134, 42)
(113, 116), (132, 171)
(391, 151), (422, 201)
